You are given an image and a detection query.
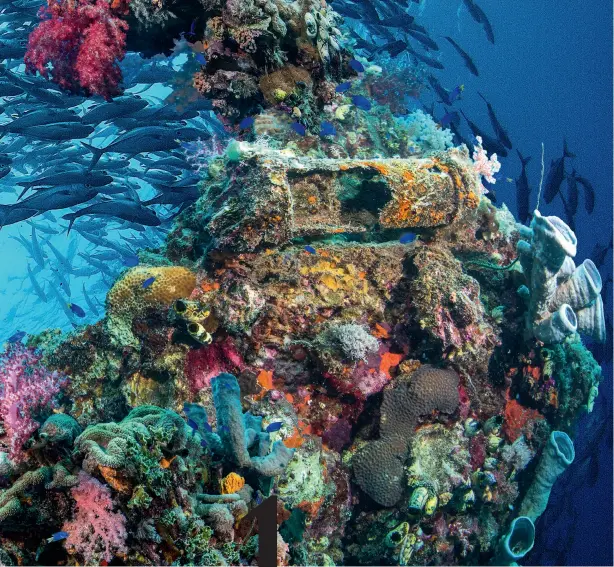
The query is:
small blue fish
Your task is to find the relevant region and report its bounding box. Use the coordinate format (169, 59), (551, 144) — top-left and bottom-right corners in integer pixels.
(291, 122), (306, 136)
(319, 121), (336, 137)
(265, 422), (283, 433)
(200, 439), (208, 448)
(448, 84), (464, 103)
(304, 245), (316, 255)
(194, 53), (206, 65)
(335, 82), (352, 93)
(68, 303), (86, 318)
(46, 531), (68, 544)
(202, 422), (213, 433)
(142, 277), (155, 289)
(187, 19), (197, 39)
(399, 233), (416, 244)
(349, 59), (365, 73)
(351, 95), (372, 111)
(7, 331), (26, 343)
(122, 255), (139, 267)
(239, 116), (255, 130)
(187, 418), (199, 431)
(440, 111), (459, 128)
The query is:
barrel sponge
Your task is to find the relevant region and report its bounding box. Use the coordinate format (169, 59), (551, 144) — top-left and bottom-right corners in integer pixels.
(107, 266), (196, 316)
(353, 435), (408, 507)
(380, 365), (460, 438)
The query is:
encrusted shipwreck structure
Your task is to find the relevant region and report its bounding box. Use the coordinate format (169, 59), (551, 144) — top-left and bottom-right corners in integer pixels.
(0, 1), (606, 566)
(167, 143), (480, 258)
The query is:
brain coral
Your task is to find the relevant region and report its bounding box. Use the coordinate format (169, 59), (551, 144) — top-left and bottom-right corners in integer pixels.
(107, 266), (196, 316)
(380, 365), (460, 438)
(353, 365), (460, 506)
(353, 435), (408, 507)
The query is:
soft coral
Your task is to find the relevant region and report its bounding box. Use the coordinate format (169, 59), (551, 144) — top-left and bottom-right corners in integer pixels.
(25, 0), (128, 99)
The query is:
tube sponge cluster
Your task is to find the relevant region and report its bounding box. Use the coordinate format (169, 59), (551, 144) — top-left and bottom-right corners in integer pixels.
(517, 211), (605, 343)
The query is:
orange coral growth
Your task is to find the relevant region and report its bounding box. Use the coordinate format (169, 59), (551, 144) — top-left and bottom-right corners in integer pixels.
(160, 456), (177, 469)
(200, 280), (220, 293)
(257, 370), (274, 390)
(364, 161), (390, 176)
(503, 397), (544, 442)
(221, 472), (245, 494)
(373, 323), (390, 339)
(298, 496), (325, 519)
(283, 427), (305, 449)
(99, 465), (132, 494)
(379, 352), (403, 377)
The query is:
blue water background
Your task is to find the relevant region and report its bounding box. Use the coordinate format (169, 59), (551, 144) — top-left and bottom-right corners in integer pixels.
(414, 1), (613, 563)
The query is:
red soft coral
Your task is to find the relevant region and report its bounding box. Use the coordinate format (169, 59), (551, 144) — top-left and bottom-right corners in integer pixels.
(185, 337), (245, 394)
(25, 0), (128, 99)
(503, 396), (544, 442)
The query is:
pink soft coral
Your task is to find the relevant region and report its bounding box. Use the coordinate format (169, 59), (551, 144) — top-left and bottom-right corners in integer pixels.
(472, 135), (501, 185)
(63, 471), (128, 565)
(24, 0), (128, 99)
(0, 344), (65, 463)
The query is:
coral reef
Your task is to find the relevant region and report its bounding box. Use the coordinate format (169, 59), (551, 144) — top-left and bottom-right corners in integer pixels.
(5, 1), (607, 564)
(190, 0), (348, 121)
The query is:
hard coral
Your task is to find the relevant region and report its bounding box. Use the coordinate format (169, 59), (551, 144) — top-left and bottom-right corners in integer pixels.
(107, 266), (196, 317)
(25, 0), (128, 99)
(380, 365), (460, 438)
(353, 365), (459, 506)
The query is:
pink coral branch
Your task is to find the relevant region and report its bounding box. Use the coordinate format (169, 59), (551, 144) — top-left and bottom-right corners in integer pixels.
(0, 345), (65, 463)
(472, 135), (501, 185)
(63, 471), (127, 565)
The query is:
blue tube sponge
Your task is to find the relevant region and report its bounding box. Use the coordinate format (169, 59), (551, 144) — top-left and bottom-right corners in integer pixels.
(211, 373), (294, 477)
(518, 431), (575, 521)
(492, 516), (535, 566)
(517, 211), (605, 343)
